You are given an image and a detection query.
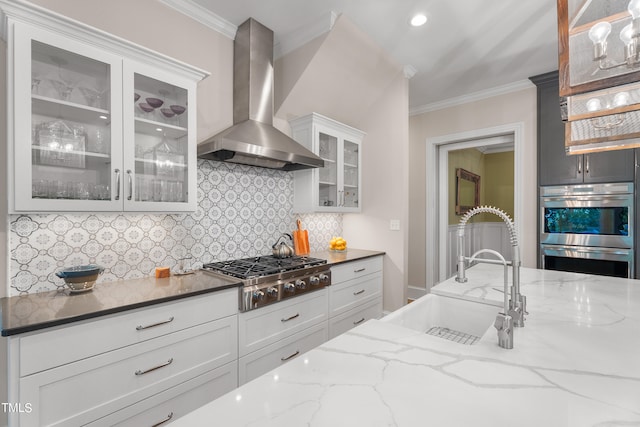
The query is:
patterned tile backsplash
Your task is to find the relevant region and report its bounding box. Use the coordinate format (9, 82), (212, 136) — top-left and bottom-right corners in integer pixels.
(9, 160), (342, 295)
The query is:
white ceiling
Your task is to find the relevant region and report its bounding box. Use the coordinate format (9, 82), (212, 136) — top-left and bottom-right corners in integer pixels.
(178, 0), (559, 112)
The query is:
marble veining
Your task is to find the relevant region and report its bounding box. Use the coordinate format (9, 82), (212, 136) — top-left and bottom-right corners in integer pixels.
(172, 264), (640, 426)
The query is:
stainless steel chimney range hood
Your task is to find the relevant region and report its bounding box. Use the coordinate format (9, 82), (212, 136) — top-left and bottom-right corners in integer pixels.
(198, 18), (324, 171)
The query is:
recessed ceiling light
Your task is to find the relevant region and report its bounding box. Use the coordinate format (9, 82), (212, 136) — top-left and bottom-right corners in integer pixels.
(410, 14), (427, 27)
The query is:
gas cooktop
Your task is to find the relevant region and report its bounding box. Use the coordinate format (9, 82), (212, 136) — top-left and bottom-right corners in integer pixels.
(202, 255), (327, 280)
(201, 255), (331, 312)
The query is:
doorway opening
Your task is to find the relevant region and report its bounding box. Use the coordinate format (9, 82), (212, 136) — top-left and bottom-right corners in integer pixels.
(425, 123), (524, 291)
(441, 137), (514, 278)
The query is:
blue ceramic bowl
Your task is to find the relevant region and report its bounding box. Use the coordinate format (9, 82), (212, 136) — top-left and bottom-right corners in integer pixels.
(56, 265), (104, 279)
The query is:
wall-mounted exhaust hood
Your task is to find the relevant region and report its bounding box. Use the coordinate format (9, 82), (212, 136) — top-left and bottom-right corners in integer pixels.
(198, 18), (324, 171)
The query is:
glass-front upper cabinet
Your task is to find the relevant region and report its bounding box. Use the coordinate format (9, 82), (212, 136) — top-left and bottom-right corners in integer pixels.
(290, 113), (364, 213)
(8, 18), (205, 212)
(12, 22), (123, 211)
(122, 62), (196, 211)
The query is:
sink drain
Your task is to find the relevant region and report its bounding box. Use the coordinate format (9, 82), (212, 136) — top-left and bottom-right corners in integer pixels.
(425, 326), (480, 345)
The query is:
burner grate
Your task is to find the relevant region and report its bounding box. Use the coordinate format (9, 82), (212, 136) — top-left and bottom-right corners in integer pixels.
(203, 255), (326, 279)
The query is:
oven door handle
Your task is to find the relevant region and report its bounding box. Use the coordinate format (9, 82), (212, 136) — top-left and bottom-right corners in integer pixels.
(542, 195), (631, 203)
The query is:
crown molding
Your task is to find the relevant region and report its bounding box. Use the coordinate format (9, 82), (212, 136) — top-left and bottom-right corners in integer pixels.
(403, 65), (417, 79)
(410, 79), (535, 116)
(158, 0), (237, 40)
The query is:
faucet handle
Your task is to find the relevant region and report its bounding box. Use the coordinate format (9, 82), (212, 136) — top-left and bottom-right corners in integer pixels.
(494, 313), (514, 349)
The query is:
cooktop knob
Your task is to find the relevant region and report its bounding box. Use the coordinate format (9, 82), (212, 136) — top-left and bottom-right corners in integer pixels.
(319, 273), (329, 282)
(252, 290), (265, 302)
(309, 276), (320, 286)
(284, 282), (295, 293)
(267, 287), (278, 297)
(295, 279), (306, 289)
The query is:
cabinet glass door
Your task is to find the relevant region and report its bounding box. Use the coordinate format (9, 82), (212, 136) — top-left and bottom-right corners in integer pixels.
(124, 69), (192, 210)
(342, 139), (359, 208)
(17, 32), (122, 211)
(318, 132), (338, 208)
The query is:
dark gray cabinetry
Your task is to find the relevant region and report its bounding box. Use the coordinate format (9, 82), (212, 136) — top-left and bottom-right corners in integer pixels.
(531, 71), (635, 186)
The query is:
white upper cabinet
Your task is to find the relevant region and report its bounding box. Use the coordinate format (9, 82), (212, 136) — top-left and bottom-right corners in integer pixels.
(290, 113), (365, 213)
(3, 2), (207, 212)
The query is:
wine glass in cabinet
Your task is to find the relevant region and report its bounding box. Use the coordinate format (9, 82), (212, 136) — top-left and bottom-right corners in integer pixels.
(123, 63), (196, 211)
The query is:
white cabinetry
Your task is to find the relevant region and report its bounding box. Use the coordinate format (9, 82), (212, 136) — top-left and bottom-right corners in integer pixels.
(238, 289), (328, 385)
(8, 289), (238, 426)
(290, 113), (365, 213)
(3, 3), (207, 212)
(328, 256), (383, 339)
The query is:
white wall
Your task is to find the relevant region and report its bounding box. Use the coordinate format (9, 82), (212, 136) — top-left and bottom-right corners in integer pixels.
(408, 87), (538, 290)
(276, 16), (409, 312)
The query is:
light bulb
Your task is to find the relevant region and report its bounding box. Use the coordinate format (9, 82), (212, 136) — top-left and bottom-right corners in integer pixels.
(613, 92), (631, 107)
(586, 98), (602, 112)
(410, 14), (427, 27)
(629, 0), (640, 19)
(588, 21), (612, 44)
(621, 24), (634, 45)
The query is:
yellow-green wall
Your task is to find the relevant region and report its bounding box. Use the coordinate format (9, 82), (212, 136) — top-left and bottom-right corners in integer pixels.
(448, 148), (514, 225)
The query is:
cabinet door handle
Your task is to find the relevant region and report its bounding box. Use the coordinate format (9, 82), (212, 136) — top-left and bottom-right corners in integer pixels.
(280, 350), (300, 361)
(151, 412), (174, 427)
(354, 268), (366, 273)
(585, 154), (590, 174)
(353, 289), (365, 295)
(114, 169), (121, 200)
(135, 358), (173, 376)
(281, 313), (300, 322)
(577, 157), (582, 174)
(353, 317), (365, 325)
(136, 316), (174, 331)
(127, 169), (133, 201)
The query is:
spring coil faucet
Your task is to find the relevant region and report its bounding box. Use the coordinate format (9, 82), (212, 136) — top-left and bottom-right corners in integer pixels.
(455, 206), (527, 349)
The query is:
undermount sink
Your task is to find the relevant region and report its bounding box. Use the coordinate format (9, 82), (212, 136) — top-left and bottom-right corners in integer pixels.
(382, 293), (497, 345)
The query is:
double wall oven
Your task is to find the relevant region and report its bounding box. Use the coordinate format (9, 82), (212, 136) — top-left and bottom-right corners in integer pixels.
(540, 183), (634, 278)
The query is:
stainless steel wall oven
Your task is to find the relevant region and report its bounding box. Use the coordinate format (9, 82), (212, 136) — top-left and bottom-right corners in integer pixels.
(540, 183), (634, 278)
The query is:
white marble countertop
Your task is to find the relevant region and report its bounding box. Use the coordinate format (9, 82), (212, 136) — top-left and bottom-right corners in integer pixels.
(173, 264), (640, 426)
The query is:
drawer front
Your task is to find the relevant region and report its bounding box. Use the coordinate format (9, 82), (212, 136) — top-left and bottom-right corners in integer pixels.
(239, 289), (327, 357)
(329, 299), (382, 339)
(85, 361), (237, 427)
(20, 288), (239, 376)
(329, 272), (382, 316)
(19, 316), (237, 427)
(331, 256), (383, 284)
(238, 322), (328, 385)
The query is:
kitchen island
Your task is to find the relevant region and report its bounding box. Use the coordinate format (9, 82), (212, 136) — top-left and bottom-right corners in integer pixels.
(172, 264), (640, 426)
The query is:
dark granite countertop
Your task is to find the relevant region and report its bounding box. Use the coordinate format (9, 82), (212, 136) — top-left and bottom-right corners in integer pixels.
(0, 272), (241, 337)
(311, 248), (385, 266)
(0, 249), (384, 337)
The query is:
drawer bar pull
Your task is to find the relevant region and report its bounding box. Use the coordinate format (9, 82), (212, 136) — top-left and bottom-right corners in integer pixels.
(354, 268), (366, 273)
(353, 317), (366, 325)
(135, 358), (173, 376)
(151, 412), (174, 427)
(136, 316), (175, 331)
(281, 350), (300, 361)
(353, 289), (365, 295)
(281, 313), (300, 322)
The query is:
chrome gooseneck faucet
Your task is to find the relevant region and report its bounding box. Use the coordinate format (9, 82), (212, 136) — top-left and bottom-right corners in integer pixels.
(455, 206), (527, 349)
